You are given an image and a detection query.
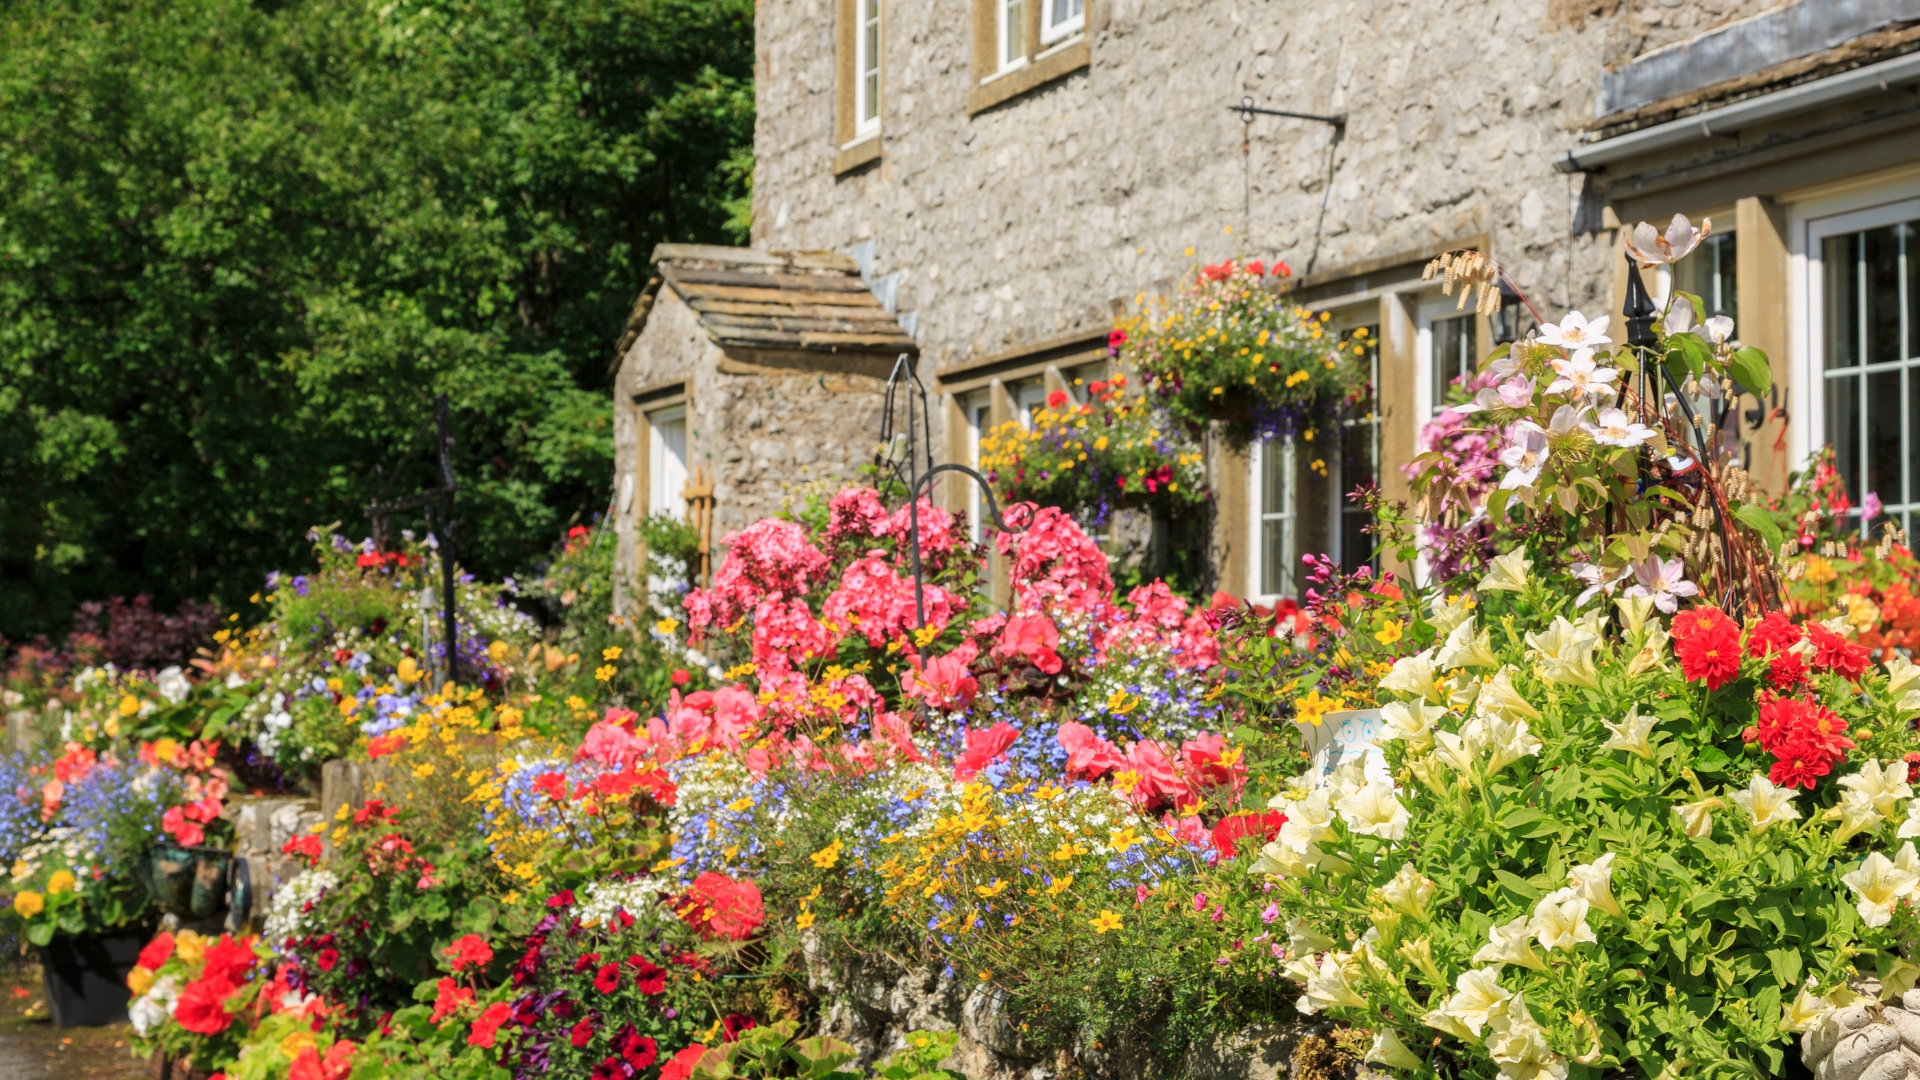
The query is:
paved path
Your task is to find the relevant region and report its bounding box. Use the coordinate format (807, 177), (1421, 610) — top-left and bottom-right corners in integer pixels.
(0, 969), (145, 1080)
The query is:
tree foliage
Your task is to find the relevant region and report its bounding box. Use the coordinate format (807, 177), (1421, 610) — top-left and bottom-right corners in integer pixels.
(0, 0), (755, 639)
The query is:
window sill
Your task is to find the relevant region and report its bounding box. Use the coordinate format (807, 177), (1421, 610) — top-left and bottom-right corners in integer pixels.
(833, 135), (882, 176)
(966, 36), (1088, 115)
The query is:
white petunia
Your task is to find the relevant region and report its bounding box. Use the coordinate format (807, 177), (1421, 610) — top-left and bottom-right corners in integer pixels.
(1525, 616), (1600, 688)
(1841, 849), (1920, 927)
(1377, 700), (1445, 752)
(1600, 707), (1660, 760)
(1381, 862), (1437, 919)
(1365, 1028), (1426, 1072)
(1478, 666), (1542, 722)
(1472, 914), (1547, 971)
(1380, 650), (1442, 703)
(1442, 967), (1513, 1037)
(1436, 617), (1500, 671)
(1730, 774), (1802, 832)
(1337, 780), (1410, 841)
(1675, 796), (1722, 839)
(1529, 888), (1597, 952)
(1839, 758), (1912, 818)
(1297, 951), (1368, 1014)
(1568, 852), (1623, 918)
(1479, 549), (1533, 593)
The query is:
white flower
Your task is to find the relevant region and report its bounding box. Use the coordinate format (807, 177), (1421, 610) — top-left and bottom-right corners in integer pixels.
(1537, 311), (1612, 350)
(1840, 759), (1912, 818)
(1478, 666), (1542, 722)
(1442, 967), (1512, 1037)
(1436, 617), (1500, 672)
(1583, 408), (1657, 448)
(1545, 348), (1619, 400)
(1675, 796), (1721, 838)
(1485, 993), (1569, 1080)
(1525, 616), (1600, 688)
(1615, 592), (1657, 634)
(1841, 849), (1920, 927)
(1570, 561), (1631, 607)
(1366, 1028), (1426, 1072)
(1478, 549), (1532, 593)
(1887, 655), (1920, 699)
(1286, 917), (1336, 956)
(1830, 791), (1887, 844)
(1472, 914), (1547, 971)
(1297, 951), (1368, 1014)
(1900, 799), (1920, 840)
(1624, 556), (1699, 614)
(1625, 213), (1711, 268)
(1337, 781), (1410, 841)
(1730, 774), (1802, 832)
(1273, 789), (1335, 854)
(1497, 423), (1549, 491)
(1529, 889), (1597, 952)
(129, 975), (181, 1037)
(1380, 650), (1441, 703)
(1377, 700), (1445, 752)
(1251, 840), (1317, 878)
(1600, 708), (1659, 760)
(154, 666), (192, 705)
(1703, 315), (1736, 345)
(1568, 852), (1623, 917)
(1381, 862), (1437, 919)
(1782, 979), (1834, 1034)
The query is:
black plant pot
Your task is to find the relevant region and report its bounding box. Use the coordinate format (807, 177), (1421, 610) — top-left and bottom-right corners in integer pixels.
(37, 928), (148, 1028)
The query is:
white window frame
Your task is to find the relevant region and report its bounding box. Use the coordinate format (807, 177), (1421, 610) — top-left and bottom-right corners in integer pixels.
(961, 391), (992, 544)
(1039, 0), (1083, 46)
(1247, 435), (1297, 602)
(994, 0), (1028, 77)
(854, 0), (882, 139)
(647, 406), (689, 521)
(1800, 190), (1920, 539)
(1417, 299), (1479, 418)
(1010, 378), (1049, 430)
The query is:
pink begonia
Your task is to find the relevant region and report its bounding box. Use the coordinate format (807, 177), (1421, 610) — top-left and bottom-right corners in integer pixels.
(821, 554), (959, 647)
(952, 722), (1021, 780)
(902, 643), (979, 712)
(871, 711), (924, 763)
(996, 614), (1064, 674)
(684, 519), (832, 633)
(749, 597), (840, 669)
(996, 505), (1113, 615)
(1056, 722), (1125, 780)
(578, 717), (649, 770)
(1124, 738), (1189, 812)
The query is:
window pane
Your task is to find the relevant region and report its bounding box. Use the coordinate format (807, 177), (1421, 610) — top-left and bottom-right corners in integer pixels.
(1911, 369), (1920, 510)
(1826, 233), (1860, 370)
(1260, 438), (1292, 596)
(1050, 0), (1068, 26)
(1869, 368), (1902, 513)
(1004, 0), (1023, 63)
(1431, 316), (1475, 410)
(1828, 373), (1862, 508)
(1868, 224), (1902, 364)
(1673, 233), (1737, 323)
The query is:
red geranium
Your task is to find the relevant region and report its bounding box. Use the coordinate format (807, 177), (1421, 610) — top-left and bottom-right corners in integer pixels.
(660, 1045), (710, 1080)
(281, 835), (324, 864)
(1674, 607), (1743, 690)
(136, 932), (175, 972)
(174, 977), (238, 1035)
(429, 977), (473, 1025)
(200, 936), (257, 986)
(444, 934), (493, 973)
(675, 874), (764, 941)
(288, 1042), (355, 1080)
(469, 1001), (512, 1048)
(1210, 811), (1286, 858)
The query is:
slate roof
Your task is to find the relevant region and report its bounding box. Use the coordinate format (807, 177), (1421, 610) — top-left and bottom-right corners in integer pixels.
(611, 244), (917, 367)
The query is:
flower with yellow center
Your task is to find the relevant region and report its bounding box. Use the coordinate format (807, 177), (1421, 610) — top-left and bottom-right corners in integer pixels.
(1730, 773), (1801, 832)
(12, 892), (42, 918)
(1090, 910), (1124, 934)
(46, 870), (75, 895)
(1843, 846), (1920, 927)
(1374, 620), (1404, 646)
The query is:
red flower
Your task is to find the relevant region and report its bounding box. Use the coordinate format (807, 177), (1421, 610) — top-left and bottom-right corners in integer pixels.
(1747, 611), (1803, 656)
(676, 874), (765, 941)
(1210, 811), (1286, 858)
(444, 934), (494, 973)
(570, 1018), (596, 1048)
(365, 735), (406, 760)
(1047, 390), (1068, 409)
(1201, 261), (1234, 281)
(1246, 260), (1266, 277)
(1770, 750), (1835, 790)
(594, 962), (621, 994)
(281, 835), (325, 863)
(626, 956), (668, 995)
(1106, 330), (1126, 351)
(592, 1057), (629, 1080)
(532, 771), (572, 802)
(136, 932), (175, 972)
(1671, 606), (1733, 642)
(315, 948), (340, 972)
(1905, 751), (1920, 784)
(614, 1026), (659, 1069)
(468, 1002), (512, 1048)
(1809, 623), (1871, 680)
(200, 936), (257, 986)
(996, 614), (1063, 674)
(573, 952), (603, 974)
(288, 1043), (355, 1080)
(174, 977), (238, 1035)
(660, 1045), (710, 1080)
(1273, 260), (1293, 278)
(722, 1014), (758, 1042)
(548, 889), (576, 909)
(430, 977), (473, 1024)
(162, 805), (205, 848)
(1674, 607), (1743, 690)
(952, 722), (1021, 780)
(670, 668), (691, 686)
(1767, 651), (1808, 690)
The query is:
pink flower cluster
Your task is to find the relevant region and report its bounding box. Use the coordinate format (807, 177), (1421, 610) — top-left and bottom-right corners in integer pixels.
(1102, 581), (1221, 670)
(1055, 724), (1245, 814)
(825, 489), (963, 569)
(822, 554), (961, 648)
(684, 518), (831, 634)
(1405, 404), (1500, 580)
(996, 505), (1113, 616)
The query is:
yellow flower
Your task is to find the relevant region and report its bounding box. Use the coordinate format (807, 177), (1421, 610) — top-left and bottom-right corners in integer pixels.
(1804, 556), (1837, 586)
(127, 967), (155, 996)
(655, 618), (680, 635)
(1374, 620), (1404, 646)
(602, 646), (624, 662)
(1090, 910), (1124, 934)
(811, 840), (843, 869)
(1108, 827), (1141, 852)
(594, 665), (616, 682)
(12, 892), (42, 918)
(279, 1030), (318, 1060)
(1105, 689), (1140, 715)
(175, 931), (207, 967)
(412, 763), (435, 779)
(396, 656), (422, 684)
(795, 911), (816, 930)
(1294, 688), (1342, 727)
(46, 871), (75, 895)
(118, 695), (140, 718)
(975, 879), (1008, 898)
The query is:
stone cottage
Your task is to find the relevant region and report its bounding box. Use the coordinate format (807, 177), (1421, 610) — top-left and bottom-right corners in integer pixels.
(613, 0), (1920, 606)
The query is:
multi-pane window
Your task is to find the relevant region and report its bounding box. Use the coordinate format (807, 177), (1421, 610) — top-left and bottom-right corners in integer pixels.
(1674, 232), (1738, 323)
(1008, 376), (1048, 428)
(854, 0), (881, 137)
(1257, 437), (1296, 597)
(1041, 0), (1083, 44)
(1824, 220), (1920, 538)
(961, 392), (991, 543)
(647, 408), (688, 519)
(1337, 327), (1380, 573)
(1430, 313), (1477, 414)
(999, 0), (1025, 70)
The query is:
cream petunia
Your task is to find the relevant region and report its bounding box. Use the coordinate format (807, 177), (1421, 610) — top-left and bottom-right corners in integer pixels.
(1381, 650), (1442, 703)
(1366, 1028), (1425, 1072)
(1781, 980), (1834, 1033)
(1297, 951), (1368, 1014)
(1675, 796), (1722, 838)
(1381, 862), (1437, 919)
(1841, 850), (1920, 927)
(1839, 758), (1912, 817)
(1485, 993), (1570, 1080)
(1377, 700), (1445, 752)
(1337, 781), (1410, 841)
(1437, 618), (1500, 672)
(1472, 914), (1547, 971)
(1478, 666), (1542, 722)
(1887, 655), (1920, 699)
(1479, 549), (1532, 593)
(1442, 967), (1513, 1036)
(1829, 791), (1886, 845)
(1599, 708), (1659, 760)
(1529, 889), (1597, 952)
(1525, 616), (1601, 688)
(1730, 774), (1802, 832)
(1568, 852), (1623, 918)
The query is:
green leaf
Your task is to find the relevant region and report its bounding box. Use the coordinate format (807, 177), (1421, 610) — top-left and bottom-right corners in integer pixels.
(1667, 331), (1712, 377)
(1728, 346), (1772, 397)
(1731, 503), (1783, 552)
(1494, 869), (1543, 901)
(1768, 948), (1802, 987)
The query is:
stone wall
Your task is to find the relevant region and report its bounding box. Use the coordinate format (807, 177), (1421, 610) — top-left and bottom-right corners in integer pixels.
(750, 0), (1779, 371)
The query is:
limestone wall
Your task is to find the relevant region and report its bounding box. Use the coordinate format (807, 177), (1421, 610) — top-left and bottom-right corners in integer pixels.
(750, 0), (1780, 372)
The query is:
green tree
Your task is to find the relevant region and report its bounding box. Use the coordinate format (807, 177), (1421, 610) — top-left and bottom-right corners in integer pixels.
(0, 0), (754, 639)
